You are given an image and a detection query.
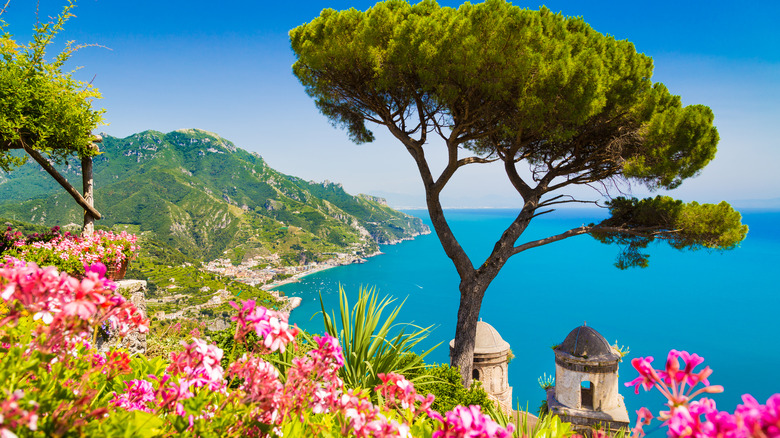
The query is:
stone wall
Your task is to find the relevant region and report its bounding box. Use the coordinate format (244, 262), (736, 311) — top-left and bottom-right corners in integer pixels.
(96, 279), (147, 355)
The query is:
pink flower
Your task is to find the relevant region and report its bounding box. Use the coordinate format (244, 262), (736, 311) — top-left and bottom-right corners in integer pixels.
(631, 407), (654, 438)
(626, 350), (780, 438)
(167, 338), (225, 391)
(376, 372), (434, 418)
(377, 373), (417, 410)
(84, 262), (107, 278)
(110, 380), (156, 413)
(282, 335), (345, 417)
(704, 408), (742, 438)
(62, 299), (97, 319)
(228, 354), (282, 424)
(230, 300), (299, 353)
(626, 356), (660, 394)
(433, 405), (514, 438)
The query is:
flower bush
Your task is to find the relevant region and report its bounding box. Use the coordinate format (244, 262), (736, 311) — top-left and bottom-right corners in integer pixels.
(624, 350), (780, 438)
(0, 260), (514, 437)
(3, 228), (139, 276)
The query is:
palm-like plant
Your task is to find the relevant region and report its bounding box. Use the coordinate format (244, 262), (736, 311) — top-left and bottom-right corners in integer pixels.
(320, 285), (439, 399)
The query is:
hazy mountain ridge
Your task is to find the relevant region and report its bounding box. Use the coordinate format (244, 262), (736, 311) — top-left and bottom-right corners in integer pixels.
(0, 129), (429, 262)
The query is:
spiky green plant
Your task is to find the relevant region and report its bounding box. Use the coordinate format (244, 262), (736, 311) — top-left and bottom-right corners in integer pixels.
(538, 372), (556, 390)
(320, 285), (439, 399)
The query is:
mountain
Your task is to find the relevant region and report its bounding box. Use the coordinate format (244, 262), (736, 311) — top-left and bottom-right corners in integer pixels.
(0, 129), (428, 262)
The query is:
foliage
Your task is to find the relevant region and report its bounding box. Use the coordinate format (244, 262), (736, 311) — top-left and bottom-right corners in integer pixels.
(320, 286), (440, 400)
(622, 350), (780, 438)
(527, 414), (576, 438)
(0, 0), (104, 171)
(401, 358), (495, 414)
(535, 373), (555, 417)
(591, 196), (748, 269)
(0, 260), (515, 437)
(291, 0), (719, 191)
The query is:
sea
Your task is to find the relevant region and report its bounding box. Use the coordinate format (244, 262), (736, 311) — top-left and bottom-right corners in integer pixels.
(275, 208), (780, 417)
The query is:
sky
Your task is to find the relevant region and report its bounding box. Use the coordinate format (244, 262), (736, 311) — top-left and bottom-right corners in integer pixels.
(2, 0), (779, 209)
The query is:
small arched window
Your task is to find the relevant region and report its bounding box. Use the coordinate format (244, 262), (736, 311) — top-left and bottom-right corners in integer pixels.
(472, 368), (480, 381)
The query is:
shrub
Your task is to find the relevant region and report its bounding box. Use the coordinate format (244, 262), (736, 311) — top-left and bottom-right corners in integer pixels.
(401, 356), (495, 414)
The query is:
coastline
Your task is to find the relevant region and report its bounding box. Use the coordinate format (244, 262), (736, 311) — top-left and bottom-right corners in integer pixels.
(266, 230), (431, 292)
(206, 227), (432, 316)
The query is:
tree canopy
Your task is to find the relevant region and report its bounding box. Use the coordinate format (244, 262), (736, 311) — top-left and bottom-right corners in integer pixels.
(0, 1), (103, 171)
(291, 0), (746, 383)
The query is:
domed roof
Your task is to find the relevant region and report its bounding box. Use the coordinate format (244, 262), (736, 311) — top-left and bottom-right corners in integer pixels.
(557, 325), (618, 361)
(448, 320), (510, 355)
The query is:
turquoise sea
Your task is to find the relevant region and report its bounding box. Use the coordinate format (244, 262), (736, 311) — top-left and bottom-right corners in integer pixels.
(276, 208), (780, 417)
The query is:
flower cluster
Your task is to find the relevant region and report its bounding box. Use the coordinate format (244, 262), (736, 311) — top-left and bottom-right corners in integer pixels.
(336, 388), (410, 437)
(377, 372), (435, 416)
(7, 229), (139, 275)
(109, 380), (156, 413)
(230, 299), (299, 353)
(626, 349), (780, 438)
(283, 334), (345, 417)
(168, 338), (226, 391)
(0, 225), (66, 253)
(0, 259), (148, 355)
(227, 354), (283, 423)
(0, 259), (151, 436)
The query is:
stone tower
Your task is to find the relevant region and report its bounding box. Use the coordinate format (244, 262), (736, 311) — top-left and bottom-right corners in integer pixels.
(547, 324), (629, 432)
(450, 320), (513, 413)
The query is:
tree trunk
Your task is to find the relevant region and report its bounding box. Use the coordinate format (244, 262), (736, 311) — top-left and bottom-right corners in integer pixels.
(450, 278), (489, 386)
(82, 155), (95, 237)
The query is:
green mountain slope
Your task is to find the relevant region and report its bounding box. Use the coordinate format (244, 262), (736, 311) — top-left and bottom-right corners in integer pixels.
(0, 129), (428, 262)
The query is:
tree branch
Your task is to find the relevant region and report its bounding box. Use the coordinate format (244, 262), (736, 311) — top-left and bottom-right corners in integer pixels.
(513, 225), (591, 254)
(512, 224), (677, 255)
(502, 144), (533, 199)
(538, 196), (600, 208)
(20, 140), (102, 220)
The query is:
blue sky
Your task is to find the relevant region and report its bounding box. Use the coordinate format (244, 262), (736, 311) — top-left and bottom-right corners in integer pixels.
(3, 0), (779, 208)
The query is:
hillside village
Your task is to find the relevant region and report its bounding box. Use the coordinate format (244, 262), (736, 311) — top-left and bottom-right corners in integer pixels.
(204, 251), (369, 288)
